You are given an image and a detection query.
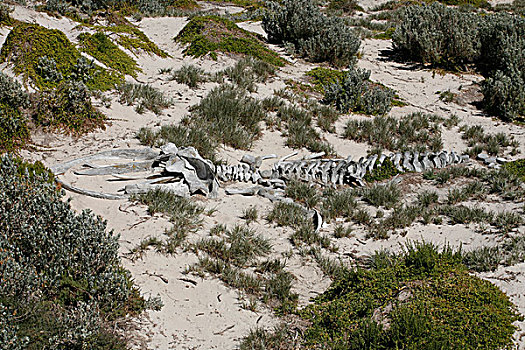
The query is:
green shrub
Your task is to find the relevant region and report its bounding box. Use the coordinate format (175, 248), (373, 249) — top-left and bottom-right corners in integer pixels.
(0, 22), (122, 91)
(306, 67), (345, 93)
(503, 159), (525, 181)
(263, 0), (360, 66)
(361, 182), (401, 209)
(363, 158), (400, 182)
(392, 3), (481, 69)
(0, 72), (29, 152)
(32, 80), (106, 133)
(0, 3), (14, 26)
(77, 32), (140, 77)
(327, 0), (361, 14)
(300, 242), (521, 349)
(392, 4), (525, 120)
(0, 155), (154, 349)
(117, 82), (172, 115)
(175, 15), (285, 66)
(324, 67), (394, 115)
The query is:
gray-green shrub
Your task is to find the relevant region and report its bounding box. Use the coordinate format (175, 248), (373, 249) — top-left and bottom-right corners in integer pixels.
(263, 0), (360, 66)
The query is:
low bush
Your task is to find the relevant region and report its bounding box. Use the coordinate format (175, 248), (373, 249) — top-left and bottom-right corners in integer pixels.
(0, 155), (157, 349)
(0, 3), (13, 26)
(0, 72), (29, 152)
(32, 80), (106, 133)
(504, 159), (525, 181)
(361, 182), (401, 209)
(175, 15), (285, 66)
(306, 67), (345, 93)
(327, 0), (362, 14)
(285, 179), (319, 208)
(263, 0), (360, 66)
(0, 22), (122, 91)
(324, 67), (394, 115)
(392, 3), (525, 121)
(117, 82), (172, 115)
(300, 241), (521, 349)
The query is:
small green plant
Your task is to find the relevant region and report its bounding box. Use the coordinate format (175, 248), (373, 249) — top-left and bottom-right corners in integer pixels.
(321, 188), (358, 222)
(305, 67), (345, 93)
(285, 180), (320, 208)
(503, 159), (525, 181)
(117, 82), (172, 115)
(242, 206), (259, 224)
(263, 0), (360, 66)
(363, 158), (400, 182)
(170, 64), (207, 88)
(461, 124), (518, 156)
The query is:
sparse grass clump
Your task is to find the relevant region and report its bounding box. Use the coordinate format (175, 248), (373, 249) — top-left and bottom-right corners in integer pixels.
(267, 202), (309, 228)
(170, 64), (207, 88)
(321, 188), (358, 222)
(190, 224), (298, 313)
(0, 155), (156, 349)
(344, 112), (444, 152)
(263, 0), (360, 66)
(175, 15), (285, 66)
(461, 125), (519, 156)
(324, 67), (394, 115)
(117, 82), (172, 115)
(136, 124), (217, 162)
(300, 242), (521, 349)
(242, 206), (259, 224)
(285, 180), (319, 208)
(360, 182), (401, 209)
(130, 189), (204, 256)
(189, 84), (265, 150)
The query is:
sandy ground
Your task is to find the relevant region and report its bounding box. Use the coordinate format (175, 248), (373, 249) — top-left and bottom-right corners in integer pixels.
(2, 1), (525, 349)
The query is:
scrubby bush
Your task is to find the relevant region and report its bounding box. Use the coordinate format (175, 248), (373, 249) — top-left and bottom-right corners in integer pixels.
(263, 0), (360, 66)
(392, 3), (525, 120)
(0, 3), (14, 26)
(175, 15), (285, 66)
(0, 155), (155, 348)
(300, 242), (521, 349)
(324, 67), (394, 115)
(0, 72), (29, 152)
(393, 3), (481, 69)
(170, 64), (207, 88)
(327, 0), (361, 14)
(32, 80), (106, 133)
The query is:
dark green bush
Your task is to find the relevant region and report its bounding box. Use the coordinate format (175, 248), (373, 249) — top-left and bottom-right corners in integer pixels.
(0, 72), (29, 152)
(393, 3), (481, 69)
(0, 155), (155, 349)
(32, 80), (106, 133)
(263, 0), (360, 66)
(301, 242), (521, 349)
(504, 159), (525, 181)
(324, 67), (394, 115)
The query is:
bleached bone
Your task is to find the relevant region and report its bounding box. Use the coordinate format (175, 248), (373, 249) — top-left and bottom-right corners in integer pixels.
(74, 161), (154, 176)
